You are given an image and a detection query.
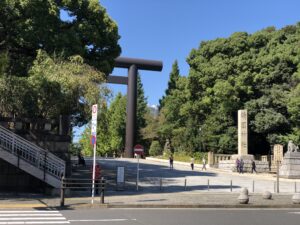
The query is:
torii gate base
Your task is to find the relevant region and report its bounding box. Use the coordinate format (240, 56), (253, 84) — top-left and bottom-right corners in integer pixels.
(108, 57), (163, 158)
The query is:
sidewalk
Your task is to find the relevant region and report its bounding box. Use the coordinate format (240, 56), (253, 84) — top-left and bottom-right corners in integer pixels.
(0, 191), (299, 209)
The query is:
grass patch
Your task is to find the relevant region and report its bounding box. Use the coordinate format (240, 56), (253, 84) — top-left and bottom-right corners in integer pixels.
(155, 152), (207, 164)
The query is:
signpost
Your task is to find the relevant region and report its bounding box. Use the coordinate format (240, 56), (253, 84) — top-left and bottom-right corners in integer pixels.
(91, 104), (98, 204)
(116, 166), (125, 190)
(134, 144), (144, 191)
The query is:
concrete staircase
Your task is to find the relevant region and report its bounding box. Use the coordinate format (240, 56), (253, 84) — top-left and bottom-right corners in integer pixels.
(0, 125), (65, 188)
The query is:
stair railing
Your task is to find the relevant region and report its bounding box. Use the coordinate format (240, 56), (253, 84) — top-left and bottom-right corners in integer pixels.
(0, 125), (65, 179)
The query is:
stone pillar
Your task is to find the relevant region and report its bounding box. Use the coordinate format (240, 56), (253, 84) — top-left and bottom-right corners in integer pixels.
(124, 65), (137, 158)
(208, 151), (214, 166)
(273, 144), (283, 163)
(238, 110), (248, 155)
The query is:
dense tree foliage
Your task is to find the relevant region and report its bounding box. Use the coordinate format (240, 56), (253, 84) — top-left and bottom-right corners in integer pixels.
(157, 23), (300, 156)
(108, 93), (127, 153)
(149, 140), (162, 156)
(0, 0), (120, 128)
(136, 74), (148, 145)
(0, 0), (120, 76)
(159, 60), (180, 109)
(0, 51), (108, 125)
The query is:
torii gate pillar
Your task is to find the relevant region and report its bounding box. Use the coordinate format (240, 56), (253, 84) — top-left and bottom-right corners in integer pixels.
(110, 57), (163, 158)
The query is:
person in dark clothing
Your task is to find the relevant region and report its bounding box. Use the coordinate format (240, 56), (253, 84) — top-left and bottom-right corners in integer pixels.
(251, 160), (257, 174)
(169, 155), (174, 170)
(190, 157), (195, 170)
(77, 152), (86, 166)
(239, 159), (244, 174)
(236, 158), (240, 173)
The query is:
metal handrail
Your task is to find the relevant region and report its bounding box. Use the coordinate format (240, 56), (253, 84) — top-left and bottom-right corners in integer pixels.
(60, 177), (106, 206)
(0, 125), (65, 179)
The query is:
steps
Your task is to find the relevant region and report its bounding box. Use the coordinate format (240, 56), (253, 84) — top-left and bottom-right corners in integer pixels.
(0, 125), (65, 188)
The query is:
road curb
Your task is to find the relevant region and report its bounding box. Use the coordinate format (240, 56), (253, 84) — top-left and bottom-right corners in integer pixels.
(0, 204), (46, 209)
(107, 204), (300, 209)
(1, 202), (300, 209)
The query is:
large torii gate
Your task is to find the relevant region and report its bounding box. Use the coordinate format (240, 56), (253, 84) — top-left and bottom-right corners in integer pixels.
(107, 57), (163, 158)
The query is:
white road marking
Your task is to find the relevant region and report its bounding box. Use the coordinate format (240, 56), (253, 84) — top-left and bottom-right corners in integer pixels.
(0, 210), (68, 225)
(0, 222), (70, 225)
(110, 208), (300, 211)
(288, 212), (300, 214)
(0, 212), (59, 213)
(68, 219), (137, 222)
(0, 218), (66, 221)
(0, 215), (62, 217)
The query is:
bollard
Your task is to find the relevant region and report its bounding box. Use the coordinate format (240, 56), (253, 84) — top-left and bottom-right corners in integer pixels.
(230, 180), (232, 192)
(276, 160), (280, 193)
(207, 179), (210, 191)
(184, 178), (187, 191)
(274, 181), (276, 193)
(60, 176), (65, 207)
(159, 178), (163, 191)
(295, 182), (297, 193)
(100, 177), (105, 204)
(252, 180), (255, 193)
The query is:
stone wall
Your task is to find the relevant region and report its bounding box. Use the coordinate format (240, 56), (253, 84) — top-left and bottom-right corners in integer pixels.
(218, 159), (269, 173)
(0, 158), (46, 192)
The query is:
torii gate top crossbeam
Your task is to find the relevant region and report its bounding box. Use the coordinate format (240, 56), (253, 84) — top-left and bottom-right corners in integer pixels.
(115, 57), (163, 71)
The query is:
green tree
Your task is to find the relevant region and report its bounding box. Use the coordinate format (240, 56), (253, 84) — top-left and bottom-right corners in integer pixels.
(184, 24), (300, 155)
(159, 60), (180, 109)
(136, 74), (148, 145)
(0, 50), (109, 124)
(108, 93), (127, 154)
(149, 140), (162, 156)
(158, 76), (189, 152)
(0, 0), (120, 76)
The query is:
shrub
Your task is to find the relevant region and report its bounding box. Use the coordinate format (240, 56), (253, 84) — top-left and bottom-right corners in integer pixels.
(149, 140), (162, 156)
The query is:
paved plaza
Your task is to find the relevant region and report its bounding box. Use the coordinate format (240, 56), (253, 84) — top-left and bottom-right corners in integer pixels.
(1, 157), (300, 209)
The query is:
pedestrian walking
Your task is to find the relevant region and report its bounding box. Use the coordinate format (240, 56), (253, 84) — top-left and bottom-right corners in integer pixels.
(236, 158), (240, 173)
(251, 160), (257, 174)
(239, 159), (244, 174)
(169, 155), (174, 170)
(202, 157), (206, 170)
(190, 157), (194, 170)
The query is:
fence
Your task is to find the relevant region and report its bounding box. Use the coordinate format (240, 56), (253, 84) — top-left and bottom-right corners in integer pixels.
(65, 177), (299, 194)
(105, 177), (300, 194)
(60, 177), (106, 207)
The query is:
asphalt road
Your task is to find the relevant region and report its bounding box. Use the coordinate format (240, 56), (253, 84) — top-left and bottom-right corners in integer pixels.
(1, 209), (300, 225)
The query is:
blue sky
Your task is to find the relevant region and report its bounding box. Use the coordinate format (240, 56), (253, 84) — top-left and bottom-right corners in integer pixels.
(101, 0), (300, 106)
(73, 0), (300, 142)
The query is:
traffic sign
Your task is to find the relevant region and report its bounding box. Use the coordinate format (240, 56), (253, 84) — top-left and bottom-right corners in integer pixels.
(90, 135), (96, 145)
(134, 144), (144, 155)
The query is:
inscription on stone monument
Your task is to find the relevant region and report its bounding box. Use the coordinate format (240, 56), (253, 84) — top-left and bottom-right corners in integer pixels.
(238, 110), (248, 155)
(273, 144), (283, 163)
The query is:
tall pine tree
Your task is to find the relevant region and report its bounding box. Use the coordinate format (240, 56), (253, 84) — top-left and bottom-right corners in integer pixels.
(159, 60), (180, 109)
(108, 93), (127, 154)
(136, 74), (148, 145)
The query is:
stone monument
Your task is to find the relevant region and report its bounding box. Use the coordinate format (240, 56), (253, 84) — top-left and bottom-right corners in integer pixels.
(273, 144), (284, 163)
(218, 110), (268, 172)
(232, 109), (254, 160)
(279, 141), (300, 178)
